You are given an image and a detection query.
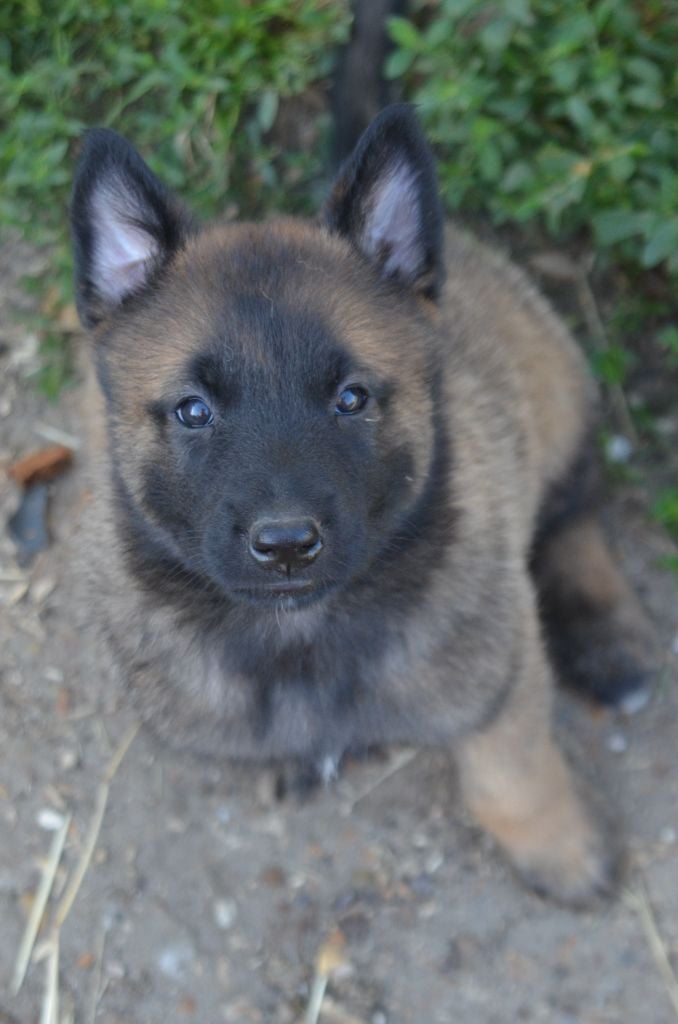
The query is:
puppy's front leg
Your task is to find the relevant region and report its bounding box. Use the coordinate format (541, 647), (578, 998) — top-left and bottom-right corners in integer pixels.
(456, 592), (620, 907)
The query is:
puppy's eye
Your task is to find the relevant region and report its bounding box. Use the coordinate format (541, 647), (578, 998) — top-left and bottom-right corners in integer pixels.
(175, 397), (213, 428)
(335, 385), (369, 415)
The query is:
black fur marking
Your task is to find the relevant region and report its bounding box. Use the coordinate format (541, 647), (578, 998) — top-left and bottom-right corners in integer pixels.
(530, 432), (655, 708)
(530, 431), (600, 557)
(112, 462), (223, 608)
(368, 375), (456, 580)
(185, 351), (240, 408)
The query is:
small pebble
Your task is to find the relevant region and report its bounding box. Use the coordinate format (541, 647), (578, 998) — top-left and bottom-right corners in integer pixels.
(425, 851), (444, 873)
(606, 732), (628, 754)
(58, 749), (78, 771)
(6, 581), (29, 605)
(605, 435), (633, 464)
(418, 900), (437, 920)
(215, 805), (231, 826)
(221, 1000), (262, 1023)
(659, 826), (676, 845)
(619, 687), (651, 716)
(31, 576), (57, 604)
(166, 816), (188, 834)
(157, 941), (195, 979)
(107, 960), (126, 980)
(37, 808), (66, 831)
(213, 898), (238, 930)
(44, 666), (65, 684)
(409, 873), (435, 898)
(1, 803), (18, 828)
(672, 633), (678, 657)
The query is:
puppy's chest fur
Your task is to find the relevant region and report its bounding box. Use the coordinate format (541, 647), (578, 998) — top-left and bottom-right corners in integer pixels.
(107, 580), (401, 756)
(94, 530), (516, 763)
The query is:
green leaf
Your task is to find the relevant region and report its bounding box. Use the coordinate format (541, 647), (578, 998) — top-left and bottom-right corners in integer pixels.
(627, 83), (662, 109)
(657, 326), (678, 354)
(479, 16), (513, 54)
(256, 90), (278, 133)
(388, 45), (417, 78)
(642, 220), (678, 267)
(658, 554), (678, 578)
(501, 161), (534, 192)
(504, 0), (533, 27)
(478, 139), (502, 181)
(387, 16), (421, 51)
(565, 95), (594, 133)
(592, 210), (649, 246)
(652, 489), (678, 534)
(442, 0), (477, 18)
(626, 56), (663, 86)
(591, 345), (636, 386)
(549, 60), (580, 91)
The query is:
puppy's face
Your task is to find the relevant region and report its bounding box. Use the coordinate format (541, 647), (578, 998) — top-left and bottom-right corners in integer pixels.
(72, 107), (446, 609)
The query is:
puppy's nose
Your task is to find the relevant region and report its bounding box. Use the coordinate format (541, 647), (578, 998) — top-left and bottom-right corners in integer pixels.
(248, 519), (323, 572)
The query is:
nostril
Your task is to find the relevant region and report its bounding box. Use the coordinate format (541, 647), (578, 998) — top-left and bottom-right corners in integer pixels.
(301, 525), (321, 550)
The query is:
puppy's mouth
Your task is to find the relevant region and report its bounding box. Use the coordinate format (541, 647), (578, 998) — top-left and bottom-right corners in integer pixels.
(229, 577), (335, 609)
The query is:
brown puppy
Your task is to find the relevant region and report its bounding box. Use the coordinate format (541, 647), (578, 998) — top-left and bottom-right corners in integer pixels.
(71, 105), (657, 907)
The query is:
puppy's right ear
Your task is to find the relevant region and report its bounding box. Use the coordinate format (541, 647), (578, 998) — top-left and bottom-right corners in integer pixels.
(70, 129), (192, 327)
(323, 105), (444, 300)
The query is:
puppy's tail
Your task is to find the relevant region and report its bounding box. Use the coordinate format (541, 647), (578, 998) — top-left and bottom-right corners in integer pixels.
(331, 0), (408, 166)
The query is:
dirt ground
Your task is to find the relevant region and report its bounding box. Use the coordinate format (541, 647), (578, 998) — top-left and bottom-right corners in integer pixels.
(1, 237), (677, 1024)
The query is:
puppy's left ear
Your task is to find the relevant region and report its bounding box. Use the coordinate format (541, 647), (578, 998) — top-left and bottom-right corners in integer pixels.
(323, 104), (444, 299)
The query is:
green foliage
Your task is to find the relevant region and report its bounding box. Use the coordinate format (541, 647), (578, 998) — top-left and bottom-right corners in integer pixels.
(591, 344), (636, 387)
(35, 331), (74, 401)
(653, 493), (678, 581)
(387, 0), (678, 276)
(660, 553), (678, 578)
(653, 488), (678, 537)
(658, 326), (678, 370)
(0, 0), (350, 246)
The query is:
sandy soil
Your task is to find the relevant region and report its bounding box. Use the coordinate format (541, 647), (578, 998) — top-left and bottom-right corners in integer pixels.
(1, 238), (677, 1024)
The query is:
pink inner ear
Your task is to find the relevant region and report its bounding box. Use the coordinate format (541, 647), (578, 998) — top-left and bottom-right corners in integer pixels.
(364, 161), (423, 279)
(90, 180), (159, 304)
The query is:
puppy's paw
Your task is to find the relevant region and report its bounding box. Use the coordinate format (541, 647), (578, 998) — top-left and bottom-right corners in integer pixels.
(547, 603), (660, 713)
(507, 805), (622, 909)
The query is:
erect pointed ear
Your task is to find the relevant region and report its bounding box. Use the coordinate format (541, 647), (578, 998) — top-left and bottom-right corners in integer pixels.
(323, 104), (444, 299)
(70, 128), (192, 327)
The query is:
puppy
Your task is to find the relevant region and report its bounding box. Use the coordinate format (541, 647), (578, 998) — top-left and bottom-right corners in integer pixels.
(71, 104), (657, 905)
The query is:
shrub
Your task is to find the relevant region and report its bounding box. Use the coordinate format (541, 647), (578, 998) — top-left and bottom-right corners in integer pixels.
(387, 0), (678, 276)
(0, 0), (350, 247)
